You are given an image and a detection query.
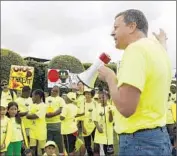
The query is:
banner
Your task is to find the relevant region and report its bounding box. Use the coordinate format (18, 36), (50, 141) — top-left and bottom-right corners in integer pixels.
(48, 69), (70, 88)
(47, 69), (80, 88)
(9, 65), (34, 91)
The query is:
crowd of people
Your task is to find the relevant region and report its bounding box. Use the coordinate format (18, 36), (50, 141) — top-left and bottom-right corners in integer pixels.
(0, 78), (176, 156)
(1, 8), (177, 156)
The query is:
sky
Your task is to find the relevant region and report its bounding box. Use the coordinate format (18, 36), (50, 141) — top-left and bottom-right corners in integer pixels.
(1, 1), (176, 68)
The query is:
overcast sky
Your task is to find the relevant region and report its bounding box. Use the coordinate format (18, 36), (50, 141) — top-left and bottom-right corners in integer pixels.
(1, 1), (176, 68)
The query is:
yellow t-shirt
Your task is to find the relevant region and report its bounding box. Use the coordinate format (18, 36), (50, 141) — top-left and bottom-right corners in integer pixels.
(114, 38), (172, 134)
(76, 94), (85, 121)
(166, 101), (175, 124)
(60, 103), (78, 135)
(45, 96), (65, 123)
(93, 105), (114, 145)
(1, 90), (17, 103)
(15, 97), (33, 128)
(10, 118), (23, 142)
(82, 100), (96, 136)
(0, 116), (12, 152)
(171, 103), (176, 122)
(29, 103), (47, 140)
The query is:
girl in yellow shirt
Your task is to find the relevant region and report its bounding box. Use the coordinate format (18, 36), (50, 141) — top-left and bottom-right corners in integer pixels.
(93, 90), (114, 156)
(82, 88), (96, 156)
(6, 102), (28, 156)
(0, 99), (12, 156)
(26, 89), (46, 156)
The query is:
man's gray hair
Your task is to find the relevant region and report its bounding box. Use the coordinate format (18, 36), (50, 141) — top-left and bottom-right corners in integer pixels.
(115, 9), (148, 36)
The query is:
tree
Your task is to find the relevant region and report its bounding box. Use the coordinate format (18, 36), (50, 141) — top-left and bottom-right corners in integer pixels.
(48, 55), (84, 73)
(26, 60), (48, 91)
(0, 49), (26, 81)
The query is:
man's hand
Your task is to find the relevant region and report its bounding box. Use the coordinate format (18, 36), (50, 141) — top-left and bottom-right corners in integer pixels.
(98, 66), (117, 83)
(153, 28), (167, 49)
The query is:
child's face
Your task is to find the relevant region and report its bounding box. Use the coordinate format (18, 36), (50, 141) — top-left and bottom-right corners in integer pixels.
(45, 146), (56, 156)
(8, 105), (18, 117)
(26, 153), (33, 156)
(0, 106), (7, 116)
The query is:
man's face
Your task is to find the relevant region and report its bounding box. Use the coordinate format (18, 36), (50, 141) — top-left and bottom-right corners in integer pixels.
(1, 82), (9, 92)
(45, 146), (56, 156)
(111, 15), (134, 50)
(51, 87), (59, 97)
(0, 106), (7, 116)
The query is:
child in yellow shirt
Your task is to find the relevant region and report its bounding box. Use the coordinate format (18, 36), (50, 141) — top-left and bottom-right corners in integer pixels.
(0, 99), (12, 156)
(6, 102), (28, 156)
(60, 92), (85, 156)
(82, 87), (96, 156)
(93, 90), (114, 156)
(43, 141), (57, 156)
(26, 89), (47, 155)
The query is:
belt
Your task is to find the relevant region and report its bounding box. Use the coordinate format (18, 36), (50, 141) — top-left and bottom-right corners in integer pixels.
(120, 126), (165, 135)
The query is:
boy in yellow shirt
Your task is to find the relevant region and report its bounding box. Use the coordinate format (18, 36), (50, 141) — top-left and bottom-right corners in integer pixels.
(46, 86), (66, 156)
(43, 141), (57, 156)
(93, 90), (114, 156)
(0, 99), (12, 156)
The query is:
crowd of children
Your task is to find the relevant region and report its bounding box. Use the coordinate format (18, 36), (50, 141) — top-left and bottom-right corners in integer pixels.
(0, 80), (176, 156)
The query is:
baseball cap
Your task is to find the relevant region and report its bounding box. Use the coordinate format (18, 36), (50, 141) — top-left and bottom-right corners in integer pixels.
(66, 92), (76, 102)
(0, 99), (8, 108)
(45, 141), (57, 148)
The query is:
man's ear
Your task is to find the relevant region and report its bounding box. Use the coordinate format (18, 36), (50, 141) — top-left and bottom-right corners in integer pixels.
(128, 22), (137, 34)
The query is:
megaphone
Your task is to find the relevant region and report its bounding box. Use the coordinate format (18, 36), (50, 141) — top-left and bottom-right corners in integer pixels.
(77, 53), (111, 89)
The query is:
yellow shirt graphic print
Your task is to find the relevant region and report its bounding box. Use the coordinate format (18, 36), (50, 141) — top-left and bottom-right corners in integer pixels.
(82, 101), (96, 136)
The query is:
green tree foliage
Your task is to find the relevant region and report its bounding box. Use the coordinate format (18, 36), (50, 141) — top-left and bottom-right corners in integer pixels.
(1, 49), (26, 81)
(83, 63), (92, 70)
(26, 60), (48, 91)
(48, 55), (84, 73)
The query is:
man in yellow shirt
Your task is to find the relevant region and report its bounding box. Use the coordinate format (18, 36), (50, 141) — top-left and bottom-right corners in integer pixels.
(0, 80), (17, 103)
(98, 9), (172, 156)
(45, 86), (65, 156)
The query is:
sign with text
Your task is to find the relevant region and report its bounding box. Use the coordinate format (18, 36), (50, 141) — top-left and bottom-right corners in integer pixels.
(9, 65), (34, 90)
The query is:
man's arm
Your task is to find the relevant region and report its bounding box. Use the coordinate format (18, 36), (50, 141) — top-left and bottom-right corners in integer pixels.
(46, 107), (62, 118)
(107, 78), (140, 118)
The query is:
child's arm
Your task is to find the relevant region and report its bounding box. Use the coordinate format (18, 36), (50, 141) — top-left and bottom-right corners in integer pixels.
(60, 106), (67, 121)
(26, 114), (39, 119)
(4, 119), (12, 150)
(94, 121), (103, 133)
(108, 107), (113, 122)
(21, 120), (29, 148)
(46, 107), (63, 118)
(19, 111), (28, 117)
